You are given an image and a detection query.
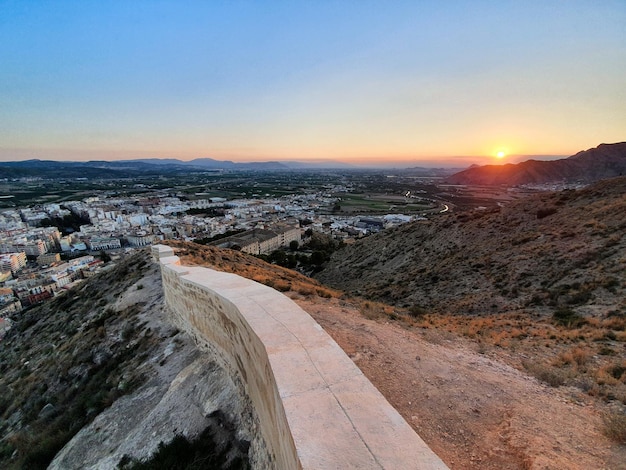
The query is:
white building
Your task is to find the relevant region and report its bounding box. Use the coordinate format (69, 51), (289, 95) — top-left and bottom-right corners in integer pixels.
(88, 237), (121, 251)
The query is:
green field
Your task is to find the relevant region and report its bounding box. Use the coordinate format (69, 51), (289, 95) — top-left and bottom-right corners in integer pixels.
(333, 193), (435, 214)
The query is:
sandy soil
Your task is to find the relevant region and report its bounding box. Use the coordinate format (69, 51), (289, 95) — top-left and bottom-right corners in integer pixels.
(293, 295), (626, 470)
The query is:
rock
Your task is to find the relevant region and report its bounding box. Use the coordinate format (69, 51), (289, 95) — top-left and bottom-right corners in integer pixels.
(91, 347), (112, 366)
(39, 403), (55, 419)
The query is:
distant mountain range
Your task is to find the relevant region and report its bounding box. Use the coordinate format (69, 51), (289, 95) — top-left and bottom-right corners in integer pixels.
(0, 157), (459, 179)
(446, 142), (626, 186)
(0, 157), (353, 179)
(3, 142), (624, 182)
(125, 157), (295, 170)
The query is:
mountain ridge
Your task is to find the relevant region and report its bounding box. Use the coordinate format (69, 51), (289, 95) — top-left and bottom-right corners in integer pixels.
(446, 142), (626, 186)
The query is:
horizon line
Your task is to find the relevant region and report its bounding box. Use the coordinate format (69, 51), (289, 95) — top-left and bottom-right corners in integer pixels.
(0, 152), (569, 168)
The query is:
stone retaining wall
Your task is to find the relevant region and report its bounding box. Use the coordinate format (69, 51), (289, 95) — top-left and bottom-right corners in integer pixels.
(153, 244), (448, 469)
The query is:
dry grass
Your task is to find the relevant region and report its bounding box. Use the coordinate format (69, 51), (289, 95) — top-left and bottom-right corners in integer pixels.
(359, 300), (399, 321)
(603, 409), (626, 444)
(409, 310), (626, 403)
(162, 240), (341, 300)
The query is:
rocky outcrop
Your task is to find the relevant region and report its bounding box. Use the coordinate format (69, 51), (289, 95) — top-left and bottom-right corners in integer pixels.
(48, 255), (253, 469)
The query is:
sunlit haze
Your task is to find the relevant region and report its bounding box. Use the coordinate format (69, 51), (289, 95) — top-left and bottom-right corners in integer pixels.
(1, 1), (625, 166)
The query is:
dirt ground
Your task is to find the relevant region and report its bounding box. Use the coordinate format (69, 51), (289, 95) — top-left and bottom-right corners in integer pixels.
(292, 295), (626, 470)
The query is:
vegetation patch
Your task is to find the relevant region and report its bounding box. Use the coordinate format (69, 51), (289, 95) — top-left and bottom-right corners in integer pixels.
(552, 308), (587, 328)
(118, 411), (249, 470)
(522, 360), (568, 387)
(602, 409), (626, 444)
(163, 240), (342, 300)
(0, 250), (161, 470)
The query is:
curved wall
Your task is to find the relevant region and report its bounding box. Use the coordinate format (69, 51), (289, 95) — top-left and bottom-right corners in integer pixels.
(153, 245), (448, 469)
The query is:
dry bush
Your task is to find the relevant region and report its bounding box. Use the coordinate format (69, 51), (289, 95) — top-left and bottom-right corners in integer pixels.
(296, 286), (315, 297)
(603, 361), (626, 382)
(601, 315), (626, 331)
(315, 288), (333, 298)
(523, 360), (568, 387)
(596, 361), (626, 386)
(272, 280), (291, 292)
(360, 300), (395, 321)
(554, 347), (591, 370)
(490, 330), (511, 348)
(603, 409), (626, 443)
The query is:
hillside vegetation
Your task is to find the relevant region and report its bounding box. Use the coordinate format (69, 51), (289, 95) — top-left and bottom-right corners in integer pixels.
(318, 176), (626, 316)
(317, 177), (626, 403)
(1, 198), (625, 469)
(0, 251), (249, 470)
(162, 239), (341, 299)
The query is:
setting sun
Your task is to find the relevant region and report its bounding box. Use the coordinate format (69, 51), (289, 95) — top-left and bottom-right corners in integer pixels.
(496, 150), (506, 159)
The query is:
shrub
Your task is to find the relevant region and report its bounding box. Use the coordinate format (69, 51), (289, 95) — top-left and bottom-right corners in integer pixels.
(552, 308), (586, 328)
(273, 280), (291, 292)
(315, 288), (333, 298)
(599, 346), (617, 356)
(117, 418), (249, 470)
(567, 289), (593, 305)
(606, 363), (626, 381)
(523, 360), (567, 387)
(536, 207), (557, 219)
(603, 410), (626, 444)
(407, 305), (428, 318)
(296, 287), (314, 296)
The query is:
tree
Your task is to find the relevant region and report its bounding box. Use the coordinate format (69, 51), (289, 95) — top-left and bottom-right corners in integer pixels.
(286, 254), (297, 269)
(310, 251), (325, 266)
(269, 250), (287, 266)
(289, 240), (299, 251)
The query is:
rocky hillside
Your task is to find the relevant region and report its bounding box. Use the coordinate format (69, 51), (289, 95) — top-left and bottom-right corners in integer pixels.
(0, 250), (250, 470)
(446, 142), (626, 185)
(316, 176), (626, 318)
(1, 233), (624, 469)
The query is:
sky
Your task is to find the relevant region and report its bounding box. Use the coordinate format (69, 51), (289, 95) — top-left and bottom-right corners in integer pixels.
(1, 1), (625, 167)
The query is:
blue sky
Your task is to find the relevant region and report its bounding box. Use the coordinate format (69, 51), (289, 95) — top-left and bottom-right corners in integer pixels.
(1, 1), (625, 165)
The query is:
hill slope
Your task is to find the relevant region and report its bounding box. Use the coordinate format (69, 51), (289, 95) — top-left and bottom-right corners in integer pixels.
(165, 241), (626, 469)
(0, 251), (250, 470)
(316, 176), (626, 317)
(2, 240), (625, 469)
(447, 142), (626, 185)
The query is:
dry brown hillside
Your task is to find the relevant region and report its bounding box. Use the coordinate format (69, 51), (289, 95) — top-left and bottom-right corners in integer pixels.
(316, 176), (626, 401)
(0, 251), (251, 470)
(5, 226), (624, 468)
(317, 176), (626, 318)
